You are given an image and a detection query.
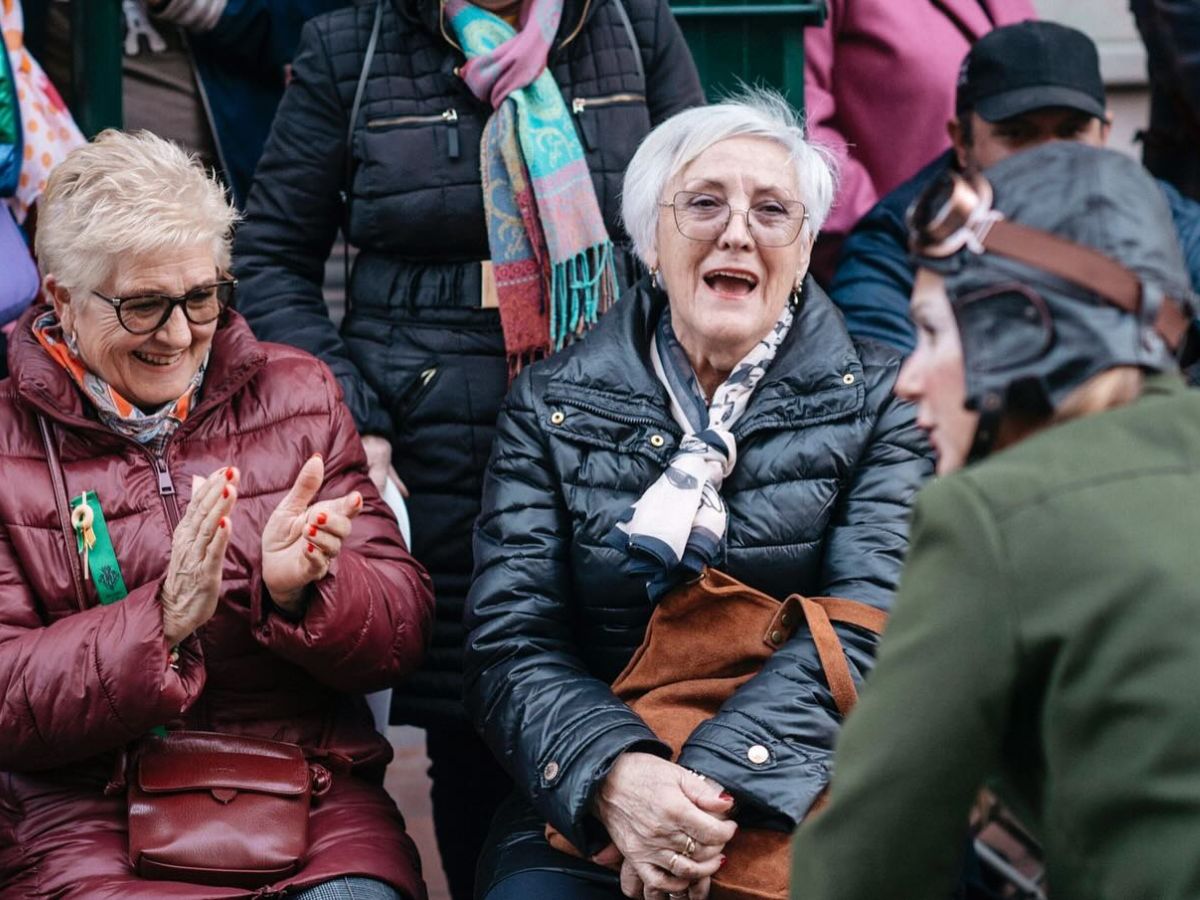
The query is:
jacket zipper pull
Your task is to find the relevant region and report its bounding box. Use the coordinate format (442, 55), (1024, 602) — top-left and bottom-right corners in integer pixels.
(444, 108), (460, 159)
(571, 97), (595, 151)
(156, 458), (176, 496)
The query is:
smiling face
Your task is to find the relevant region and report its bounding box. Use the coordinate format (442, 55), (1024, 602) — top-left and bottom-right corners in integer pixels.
(895, 269), (980, 475)
(51, 244), (221, 409)
(650, 136), (813, 379)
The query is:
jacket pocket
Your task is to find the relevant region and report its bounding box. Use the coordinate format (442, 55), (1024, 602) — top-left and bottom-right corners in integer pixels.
(569, 92), (647, 151)
(390, 362), (441, 424)
(366, 108), (461, 159)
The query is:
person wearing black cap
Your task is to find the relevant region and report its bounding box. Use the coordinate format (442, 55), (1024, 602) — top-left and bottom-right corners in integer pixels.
(829, 20), (1200, 358)
(789, 141), (1200, 899)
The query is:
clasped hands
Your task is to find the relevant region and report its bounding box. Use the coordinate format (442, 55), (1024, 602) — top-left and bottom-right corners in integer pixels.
(593, 752), (738, 900)
(160, 454), (363, 645)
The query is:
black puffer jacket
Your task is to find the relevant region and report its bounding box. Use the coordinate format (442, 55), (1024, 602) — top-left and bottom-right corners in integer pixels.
(465, 278), (933, 887)
(233, 0), (703, 726)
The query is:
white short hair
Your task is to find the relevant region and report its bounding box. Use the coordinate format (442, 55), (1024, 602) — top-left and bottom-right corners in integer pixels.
(35, 130), (238, 293)
(621, 88), (838, 265)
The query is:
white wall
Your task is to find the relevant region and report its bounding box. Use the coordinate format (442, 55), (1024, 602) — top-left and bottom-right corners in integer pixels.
(1032, 0), (1148, 158)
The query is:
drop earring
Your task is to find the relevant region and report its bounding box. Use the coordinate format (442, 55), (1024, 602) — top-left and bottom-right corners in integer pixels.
(650, 266), (662, 291)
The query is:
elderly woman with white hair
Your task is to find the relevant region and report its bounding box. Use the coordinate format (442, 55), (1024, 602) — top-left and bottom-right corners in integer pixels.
(0, 130), (435, 899)
(464, 90), (932, 900)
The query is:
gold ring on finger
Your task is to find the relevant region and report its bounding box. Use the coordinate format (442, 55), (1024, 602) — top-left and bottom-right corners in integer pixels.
(683, 834), (696, 858)
(667, 852), (681, 876)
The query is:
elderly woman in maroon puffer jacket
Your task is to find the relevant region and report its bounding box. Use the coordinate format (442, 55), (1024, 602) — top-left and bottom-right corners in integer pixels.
(0, 130), (435, 900)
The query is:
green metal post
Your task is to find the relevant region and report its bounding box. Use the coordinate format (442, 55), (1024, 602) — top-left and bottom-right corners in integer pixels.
(70, 0), (123, 136)
(669, 0), (826, 113)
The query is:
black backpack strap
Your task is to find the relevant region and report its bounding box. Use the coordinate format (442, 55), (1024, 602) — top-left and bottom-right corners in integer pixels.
(608, 0), (645, 87)
(341, 0), (385, 311)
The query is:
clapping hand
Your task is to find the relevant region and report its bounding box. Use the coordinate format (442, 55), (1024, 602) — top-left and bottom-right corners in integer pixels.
(261, 454), (364, 613)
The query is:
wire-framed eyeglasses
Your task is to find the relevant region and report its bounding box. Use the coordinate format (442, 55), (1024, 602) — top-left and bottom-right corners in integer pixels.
(660, 191), (808, 247)
(92, 279), (236, 335)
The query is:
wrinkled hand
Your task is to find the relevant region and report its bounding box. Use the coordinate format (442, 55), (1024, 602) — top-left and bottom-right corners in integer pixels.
(261, 455), (364, 613)
(594, 752), (736, 899)
(161, 466), (239, 645)
(361, 434), (408, 497)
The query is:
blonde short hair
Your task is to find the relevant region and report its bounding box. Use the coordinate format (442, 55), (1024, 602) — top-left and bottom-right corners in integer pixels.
(35, 130), (237, 293)
(621, 88), (838, 266)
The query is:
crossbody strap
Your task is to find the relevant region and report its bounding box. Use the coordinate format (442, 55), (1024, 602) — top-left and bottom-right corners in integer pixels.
(340, 0), (385, 312)
(37, 413), (87, 612)
(608, 0), (645, 87)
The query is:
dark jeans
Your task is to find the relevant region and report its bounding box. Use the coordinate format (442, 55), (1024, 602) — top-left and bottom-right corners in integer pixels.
(427, 725), (511, 900)
(484, 870), (622, 900)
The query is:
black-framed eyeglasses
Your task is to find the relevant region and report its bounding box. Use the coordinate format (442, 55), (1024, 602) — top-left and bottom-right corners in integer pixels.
(659, 191), (809, 247)
(92, 279), (236, 335)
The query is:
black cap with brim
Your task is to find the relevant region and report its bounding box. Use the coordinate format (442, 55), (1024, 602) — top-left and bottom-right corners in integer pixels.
(976, 84), (1107, 122)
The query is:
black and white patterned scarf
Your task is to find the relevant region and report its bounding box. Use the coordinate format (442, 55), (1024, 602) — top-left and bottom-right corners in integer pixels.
(609, 303), (794, 598)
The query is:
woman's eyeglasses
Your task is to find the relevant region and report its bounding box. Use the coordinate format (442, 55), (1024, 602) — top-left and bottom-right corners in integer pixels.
(660, 191), (808, 247)
(92, 279), (236, 335)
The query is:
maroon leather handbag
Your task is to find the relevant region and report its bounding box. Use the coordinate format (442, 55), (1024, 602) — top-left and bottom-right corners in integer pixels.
(123, 731), (332, 888)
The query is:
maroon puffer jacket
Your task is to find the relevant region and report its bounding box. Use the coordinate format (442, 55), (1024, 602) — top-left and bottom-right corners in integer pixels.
(0, 307), (435, 899)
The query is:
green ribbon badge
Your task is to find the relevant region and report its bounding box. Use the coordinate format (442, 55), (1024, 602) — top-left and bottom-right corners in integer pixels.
(69, 491), (128, 606)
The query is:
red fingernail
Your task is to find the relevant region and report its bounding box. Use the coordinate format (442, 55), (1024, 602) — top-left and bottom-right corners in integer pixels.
(222, 486), (229, 499)
(225, 467), (235, 481)
(719, 855), (727, 869)
(308, 525), (317, 537)
(720, 791), (733, 802)
(317, 512), (327, 525)
(306, 542), (315, 553)
(219, 517), (227, 530)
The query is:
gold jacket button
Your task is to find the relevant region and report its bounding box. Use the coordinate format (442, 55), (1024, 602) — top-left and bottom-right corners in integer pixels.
(780, 612), (793, 627)
(649, 434), (665, 448)
(550, 411), (565, 425)
(543, 761), (560, 781)
(747, 744), (770, 765)
(769, 629), (784, 644)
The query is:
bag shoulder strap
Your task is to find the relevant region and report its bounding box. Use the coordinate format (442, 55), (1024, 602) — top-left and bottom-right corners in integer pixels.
(608, 0), (646, 87)
(36, 413), (87, 612)
(341, 0), (385, 306)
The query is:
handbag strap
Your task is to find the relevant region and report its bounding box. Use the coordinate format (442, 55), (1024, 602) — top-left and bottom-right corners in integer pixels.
(37, 413), (87, 612)
(766, 593), (887, 718)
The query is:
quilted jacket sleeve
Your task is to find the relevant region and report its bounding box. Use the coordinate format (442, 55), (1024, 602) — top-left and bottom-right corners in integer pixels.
(233, 15), (393, 438)
(0, 537), (205, 772)
(464, 370), (671, 854)
(250, 364), (434, 693)
(677, 351), (932, 827)
(633, 0), (705, 124)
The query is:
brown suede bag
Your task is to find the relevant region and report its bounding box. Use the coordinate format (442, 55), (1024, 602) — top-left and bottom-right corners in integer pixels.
(546, 567), (887, 900)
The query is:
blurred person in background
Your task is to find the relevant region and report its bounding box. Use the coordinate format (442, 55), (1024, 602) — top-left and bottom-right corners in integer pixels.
(0, 129), (435, 899)
(232, 0), (704, 895)
(40, 0), (348, 208)
(802, 0), (1034, 283)
(828, 21), (1200, 362)
(792, 141), (1200, 900)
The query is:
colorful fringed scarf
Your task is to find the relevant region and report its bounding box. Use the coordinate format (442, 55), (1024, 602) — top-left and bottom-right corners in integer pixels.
(609, 303), (794, 599)
(32, 310), (205, 455)
(446, 0), (618, 372)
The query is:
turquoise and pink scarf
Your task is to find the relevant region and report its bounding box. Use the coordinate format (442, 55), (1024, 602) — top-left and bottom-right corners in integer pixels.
(446, 0), (618, 372)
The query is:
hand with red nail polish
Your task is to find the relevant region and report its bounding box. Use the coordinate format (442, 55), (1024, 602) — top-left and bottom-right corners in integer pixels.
(261, 454), (366, 613)
(160, 465), (240, 644)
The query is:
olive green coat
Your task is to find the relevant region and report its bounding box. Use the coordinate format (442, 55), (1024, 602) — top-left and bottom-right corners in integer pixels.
(791, 374), (1200, 899)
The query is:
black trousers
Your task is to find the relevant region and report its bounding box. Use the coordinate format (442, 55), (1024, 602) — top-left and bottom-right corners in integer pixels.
(426, 725), (511, 900)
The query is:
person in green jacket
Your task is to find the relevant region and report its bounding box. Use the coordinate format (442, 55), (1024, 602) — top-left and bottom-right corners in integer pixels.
(790, 141), (1200, 899)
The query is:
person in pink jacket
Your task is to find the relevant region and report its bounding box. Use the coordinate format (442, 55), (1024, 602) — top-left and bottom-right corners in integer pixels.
(803, 0), (1035, 280)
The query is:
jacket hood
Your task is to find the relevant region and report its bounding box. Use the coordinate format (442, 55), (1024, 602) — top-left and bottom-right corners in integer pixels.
(10, 305), (268, 432)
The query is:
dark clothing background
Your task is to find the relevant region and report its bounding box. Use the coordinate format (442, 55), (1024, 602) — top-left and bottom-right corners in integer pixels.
(829, 149), (1200, 354)
(1132, 0), (1200, 202)
(465, 279), (932, 892)
(233, 1), (703, 894)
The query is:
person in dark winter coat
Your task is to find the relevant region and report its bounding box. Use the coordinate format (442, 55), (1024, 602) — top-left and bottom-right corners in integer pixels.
(464, 92), (932, 900)
(232, 0), (703, 892)
(830, 20), (1200, 356)
(793, 142), (1200, 900)
(0, 130), (435, 899)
